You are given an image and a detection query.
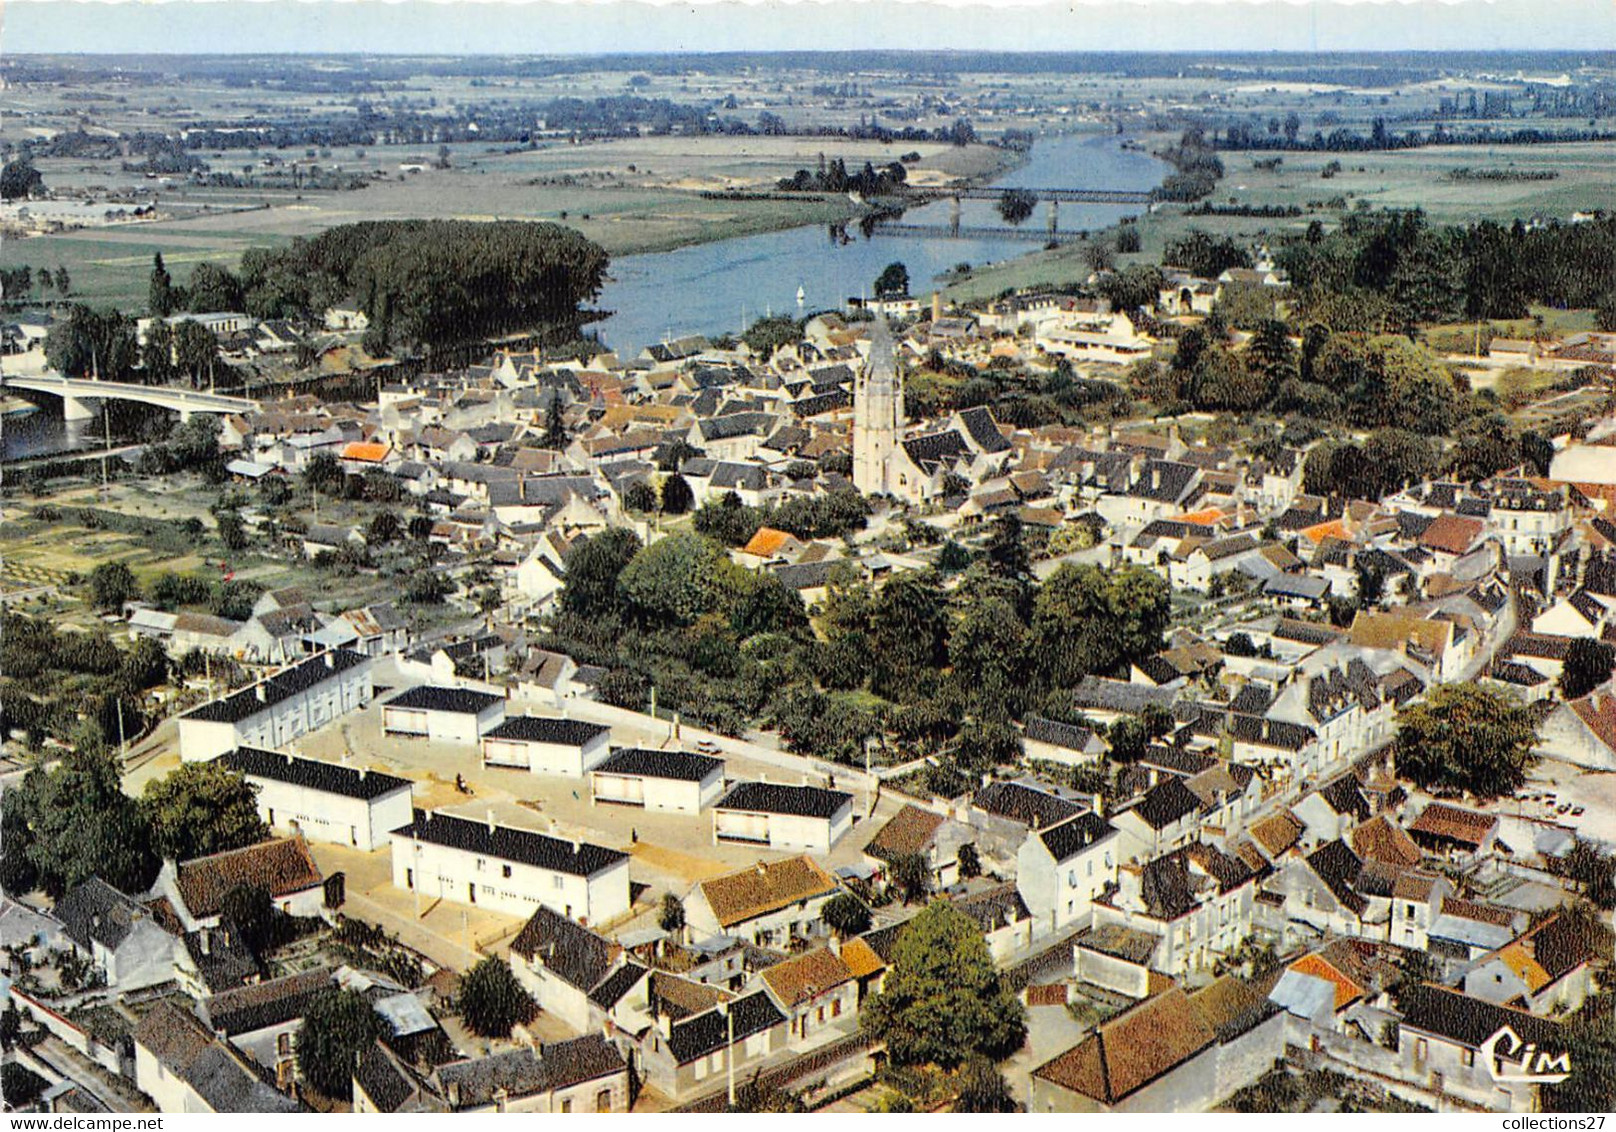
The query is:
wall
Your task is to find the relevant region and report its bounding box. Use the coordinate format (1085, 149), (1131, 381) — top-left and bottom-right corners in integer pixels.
(392, 835), (630, 926)
(1072, 947), (1150, 998)
(253, 777), (412, 851)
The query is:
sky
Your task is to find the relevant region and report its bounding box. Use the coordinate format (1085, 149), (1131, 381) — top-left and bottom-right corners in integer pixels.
(3, 0), (1613, 56)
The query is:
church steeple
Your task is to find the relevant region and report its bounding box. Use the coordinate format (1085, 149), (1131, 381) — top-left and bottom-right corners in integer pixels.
(853, 319), (903, 496)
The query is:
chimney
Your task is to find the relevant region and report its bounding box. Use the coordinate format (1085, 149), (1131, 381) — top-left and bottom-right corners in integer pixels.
(571, 837), (582, 854)
(256, 683), (268, 702)
(359, 767), (368, 780)
(324, 651), (334, 669)
(285, 752), (294, 765)
(801, 773), (810, 787)
(760, 772), (768, 784)
(486, 808), (497, 833)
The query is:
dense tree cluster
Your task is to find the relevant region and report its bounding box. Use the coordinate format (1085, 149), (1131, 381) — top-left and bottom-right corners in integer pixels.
(777, 156), (908, 195)
(224, 220), (608, 355)
(692, 488), (871, 546)
(1394, 683), (1539, 800)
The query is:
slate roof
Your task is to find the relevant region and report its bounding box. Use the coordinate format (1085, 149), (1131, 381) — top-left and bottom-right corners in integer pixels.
(218, 747), (411, 801)
(1129, 777), (1203, 831)
(587, 961), (649, 1010)
(696, 856), (840, 929)
(973, 781), (1083, 829)
(716, 781), (851, 820)
(1127, 460), (1198, 504)
(1040, 812), (1118, 862)
(956, 406), (1012, 453)
(202, 967), (333, 1036)
(54, 878), (158, 953)
(1304, 840), (1367, 916)
(390, 811), (628, 877)
(176, 837), (323, 920)
(1070, 677), (1179, 715)
(355, 1042), (423, 1113)
(1024, 715), (1099, 752)
(1399, 985), (1561, 1050)
(482, 716), (609, 748)
(901, 430), (970, 471)
(386, 685), (503, 715)
(664, 991), (785, 1065)
(593, 747), (724, 782)
(132, 1001), (302, 1113)
(1318, 773), (1372, 821)
(509, 905), (619, 992)
(184, 650), (368, 725)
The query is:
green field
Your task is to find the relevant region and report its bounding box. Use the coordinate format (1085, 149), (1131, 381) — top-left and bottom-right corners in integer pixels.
(4, 138), (1014, 309)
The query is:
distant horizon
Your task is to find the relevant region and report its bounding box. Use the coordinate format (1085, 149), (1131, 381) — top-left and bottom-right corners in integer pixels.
(4, 0), (1614, 57)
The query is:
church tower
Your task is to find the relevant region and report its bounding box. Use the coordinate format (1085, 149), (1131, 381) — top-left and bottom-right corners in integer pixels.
(853, 319), (904, 496)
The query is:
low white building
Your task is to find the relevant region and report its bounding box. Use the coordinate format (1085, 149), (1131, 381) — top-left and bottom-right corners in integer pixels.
(178, 649), (374, 762)
(217, 747), (414, 851)
(685, 855), (843, 947)
(480, 716), (611, 777)
(389, 810), (631, 927)
(590, 748), (726, 814)
(132, 1001), (303, 1113)
(382, 685), (506, 743)
(712, 781), (854, 852)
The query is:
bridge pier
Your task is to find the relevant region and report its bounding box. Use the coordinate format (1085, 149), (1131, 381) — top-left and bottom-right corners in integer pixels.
(1048, 199), (1059, 239)
(949, 195), (961, 237)
(61, 395), (102, 422)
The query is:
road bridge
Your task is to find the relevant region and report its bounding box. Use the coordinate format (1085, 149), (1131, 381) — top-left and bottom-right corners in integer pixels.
(898, 185), (1154, 204)
(2, 374), (259, 422)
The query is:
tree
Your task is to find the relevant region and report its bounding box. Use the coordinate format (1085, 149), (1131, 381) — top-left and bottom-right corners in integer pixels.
(624, 481), (658, 513)
(88, 562), (140, 611)
(303, 452), (344, 495)
(14, 737), (159, 898)
(1544, 993), (1616, 1114)
(216, 510), (248, 552)
(560, 528), (642, 621)
(658, 893), (685, 934)
(822, 892), (872, 938)
(1031, 563), (1169, 686)
(741, 315), (800, 359)
(141, 762), (267, 863)
(171, 320), (219, 387)
(1394, 683), (1539, 799)
(888, 853), (932, 905)
(456, 956), (539, 1038)
(220, 882), (277, 955)
(874, 261), (910, 298)
(954, 1055), (1016, 1113)
(148, 252), (178, 317)
(617, 533), (733, 628)
(542, 394), (568, 450)
(1, 156), (44, 201)
(141, 318), (175, 383)
(297, 989), (386, 1097)
(1560, 638), (1615, 701)
(54, 266), (70, 296)
(997, 189), (1037, 226)
(44, 304), (138, 380)
(366, 510), (401, 546)
(186, 262), (245, 313)
(861, 901), (1026, 1068)
(957, 842), (981, 880)
(659, 473), (694, 516)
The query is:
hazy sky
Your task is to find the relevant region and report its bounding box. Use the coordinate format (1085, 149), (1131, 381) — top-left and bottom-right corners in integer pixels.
(4, 0), (1614, 56)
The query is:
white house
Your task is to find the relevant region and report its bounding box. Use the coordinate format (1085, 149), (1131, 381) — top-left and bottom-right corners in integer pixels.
(132, 1001), (302, 1113)
(711, 781), (854, 852)
(177, 649), (374, 762)
(53, 878), (185, 991)
(1017, 811), (1121, 938)
(199, 967), (334, 1086)
(389, 810), (631, 927)
(163, 836), (329, 931)
(480, 716), (612, 777)
(589, 748), (726, 814)
(684, 855), (842, 947)
(382, 685), (506, 743)
(217, 747), (414, 852)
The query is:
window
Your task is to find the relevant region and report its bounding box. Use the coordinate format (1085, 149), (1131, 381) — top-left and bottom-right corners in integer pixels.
(476, 858), (486, 872)
(554, 874), (565, 890)
(277, 1032), (292, 1057)
(560, 1099), (572, 1113)
(596, 1089), (612, 1113)
(503, 864), (513, 879)
(1462, 1049), (1475, 1068)
(1415, 1038), (1429, 1061)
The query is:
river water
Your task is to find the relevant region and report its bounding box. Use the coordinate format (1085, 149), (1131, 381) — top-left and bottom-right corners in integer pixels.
(2, 133), (1163, 461)
(594, 132), (1165, 355)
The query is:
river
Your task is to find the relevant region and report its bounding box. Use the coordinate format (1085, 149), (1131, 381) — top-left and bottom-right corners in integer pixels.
(2, 133), (1163, 461)
(593, 131), (1166, 355)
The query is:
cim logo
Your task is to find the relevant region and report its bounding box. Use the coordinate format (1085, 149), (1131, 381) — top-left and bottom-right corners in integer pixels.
(1478, 1025), (1572, 1085)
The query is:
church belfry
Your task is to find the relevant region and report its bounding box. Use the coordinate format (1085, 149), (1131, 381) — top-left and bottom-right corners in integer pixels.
(853, 319), (904, 495)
